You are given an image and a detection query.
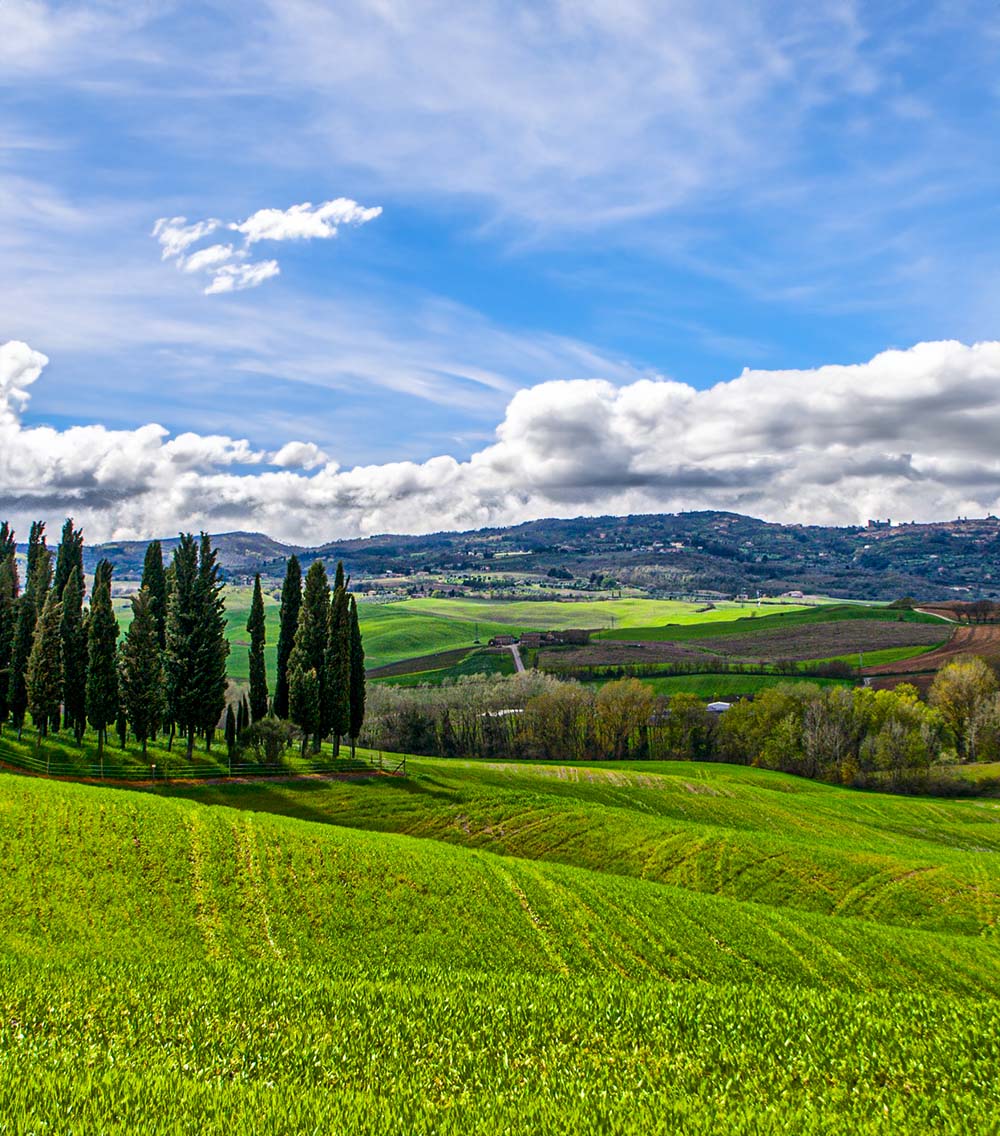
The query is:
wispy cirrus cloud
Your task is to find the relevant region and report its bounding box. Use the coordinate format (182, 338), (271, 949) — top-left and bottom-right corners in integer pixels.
(152, 197), (381, 294)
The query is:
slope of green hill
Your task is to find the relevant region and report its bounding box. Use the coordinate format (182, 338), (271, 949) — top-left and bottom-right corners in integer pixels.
(158, 756), (1000, 937)
(1, 767), (999, 1133)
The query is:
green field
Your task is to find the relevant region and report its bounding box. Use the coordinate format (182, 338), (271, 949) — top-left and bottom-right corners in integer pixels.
(638, 673), (854, 698)
(1, 760), (999, 1131)
(116, 588), (522, 683)
(598, 603), (945, 642)
(374, 647), (516, 686)
(815, 644), (943, 668)
(399, 596), (810, 631)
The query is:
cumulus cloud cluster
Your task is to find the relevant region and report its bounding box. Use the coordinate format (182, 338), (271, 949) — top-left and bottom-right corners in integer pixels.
(152, 197), (381, 294)
(5, 338), (1000, 544)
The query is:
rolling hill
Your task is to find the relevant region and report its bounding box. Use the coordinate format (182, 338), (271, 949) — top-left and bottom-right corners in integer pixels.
(0, 760), (998, 1132)
(81, 510), (1000, 599)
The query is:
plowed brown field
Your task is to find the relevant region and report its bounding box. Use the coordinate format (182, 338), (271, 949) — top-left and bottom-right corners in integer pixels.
(863, 624), (1000, 675)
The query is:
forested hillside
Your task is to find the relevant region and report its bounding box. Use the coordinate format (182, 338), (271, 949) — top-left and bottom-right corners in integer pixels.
(82, 511), (1000, 599)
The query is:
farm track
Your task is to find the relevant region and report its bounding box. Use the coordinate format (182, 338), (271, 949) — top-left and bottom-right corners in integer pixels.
(864, 624), (1000, 675)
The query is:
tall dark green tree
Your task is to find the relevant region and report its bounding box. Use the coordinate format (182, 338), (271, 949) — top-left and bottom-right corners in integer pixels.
(247, 573), (268, 721)
(348, 594), (366, 757)
(52, 518), (84, 599)
(118, 588), (164, 756)
(273, 555), (302, 720)
(0, 522), (15, 567)
(224, 702), (237, 757)
(194, 533), (229, 750)
(8, 526), (50, 735)
(86, 560), (119, 761)
(287, 657), (320, 758)
(165, 535), (199, 753)
(25, 522), (49, 593)
(60, 572), (88, 742)
(141, 540), (167, 651)
(325, 583), (350, 755)
(26, 591), (62, 740)
(164, 534), (229, 757)
(289, 560), (329, 751)
(0, 542), (18, 732)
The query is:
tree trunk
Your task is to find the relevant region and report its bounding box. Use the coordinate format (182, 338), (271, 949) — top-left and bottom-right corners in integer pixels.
(186, 726), (194, 760)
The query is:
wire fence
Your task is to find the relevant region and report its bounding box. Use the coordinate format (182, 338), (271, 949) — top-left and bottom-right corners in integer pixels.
(0, 745), (406, 783)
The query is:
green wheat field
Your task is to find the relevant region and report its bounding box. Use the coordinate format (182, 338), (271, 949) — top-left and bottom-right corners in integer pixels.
(0, 756), (998, 1133)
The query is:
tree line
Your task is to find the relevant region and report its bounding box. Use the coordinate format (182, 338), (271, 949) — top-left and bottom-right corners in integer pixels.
(360, 661), (1000, 794)
(0, 521), (365, 762)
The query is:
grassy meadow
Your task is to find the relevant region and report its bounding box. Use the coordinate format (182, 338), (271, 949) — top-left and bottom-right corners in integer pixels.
(0, 759), (998, 1131)
(399, 595), (810, 631)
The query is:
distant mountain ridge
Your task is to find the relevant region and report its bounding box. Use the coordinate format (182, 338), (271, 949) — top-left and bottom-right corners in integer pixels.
(79, 511), (1000, 600)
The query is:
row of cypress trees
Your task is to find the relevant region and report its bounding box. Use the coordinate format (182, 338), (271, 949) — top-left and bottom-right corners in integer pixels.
(0, 520), (230, 759)
(268, 556), (366, 757)
(0, 521), (366, 763)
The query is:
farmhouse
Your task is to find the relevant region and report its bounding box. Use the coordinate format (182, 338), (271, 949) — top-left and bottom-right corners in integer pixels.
(488, 634), (517, 647)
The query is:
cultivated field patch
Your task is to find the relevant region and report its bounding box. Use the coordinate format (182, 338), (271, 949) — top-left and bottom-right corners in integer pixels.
(864, 623), (1000, 675)
(693, 620), (946, 663)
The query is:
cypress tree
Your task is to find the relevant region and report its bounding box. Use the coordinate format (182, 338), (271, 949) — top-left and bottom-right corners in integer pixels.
(292, 560), (329, 751)
(115, 706), (128, 749)
(141, 540), (167, 651)
(348, 594), (366, 757)
(194, 533), (228, 751)
(273, 555), (302, 719)
(247, 573), (268, 721)
(86, 560), (119, 761)
(0, 522), (15, 567)
(326, 584), (350, 755)
(8, 597), (34, 735)
(25, 521), (49, 593)
(26, 590), (62, 740)
(118, 588), (164, 756)
(287, 657), (320, 758)
(334, 560), (346, 592)
(60, 572), (88, 742)
(52, 518), (84, 599)
(225, 702), (237, 757)
(8, 534), (49, 736)
(165, 535), (200, 757)
(0, 554), (17, 732)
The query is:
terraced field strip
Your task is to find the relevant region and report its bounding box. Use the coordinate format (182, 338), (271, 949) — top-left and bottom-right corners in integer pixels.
(368, 646), (475, 677)
(687, 619), (947, 662)
(864, 623), (1000, 675)
(599, 604), (943, 643)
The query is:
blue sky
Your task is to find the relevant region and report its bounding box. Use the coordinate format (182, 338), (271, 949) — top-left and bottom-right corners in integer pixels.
(4, 1), (1000, 541)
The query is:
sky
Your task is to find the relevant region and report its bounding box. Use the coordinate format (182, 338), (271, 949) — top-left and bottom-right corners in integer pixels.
(4, 0), (1000, 543)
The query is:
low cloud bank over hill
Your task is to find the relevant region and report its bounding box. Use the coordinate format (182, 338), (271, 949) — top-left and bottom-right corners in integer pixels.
(4, 338), (1000, 542)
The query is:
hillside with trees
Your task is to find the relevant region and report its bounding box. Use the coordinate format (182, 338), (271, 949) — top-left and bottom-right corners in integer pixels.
(76, 511), (1000, 600)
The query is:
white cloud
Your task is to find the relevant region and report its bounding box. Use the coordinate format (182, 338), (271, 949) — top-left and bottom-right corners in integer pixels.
(152, 196), (380, 295)
(0, 340), (48, 421)
(203, 259), (281, 294)
(151, 217), (221, 261)
(270, 440), (329, 470)
(179, 243), (237, 273)
(7, 338), (1000, 543)
(231, 198), (382, 244)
